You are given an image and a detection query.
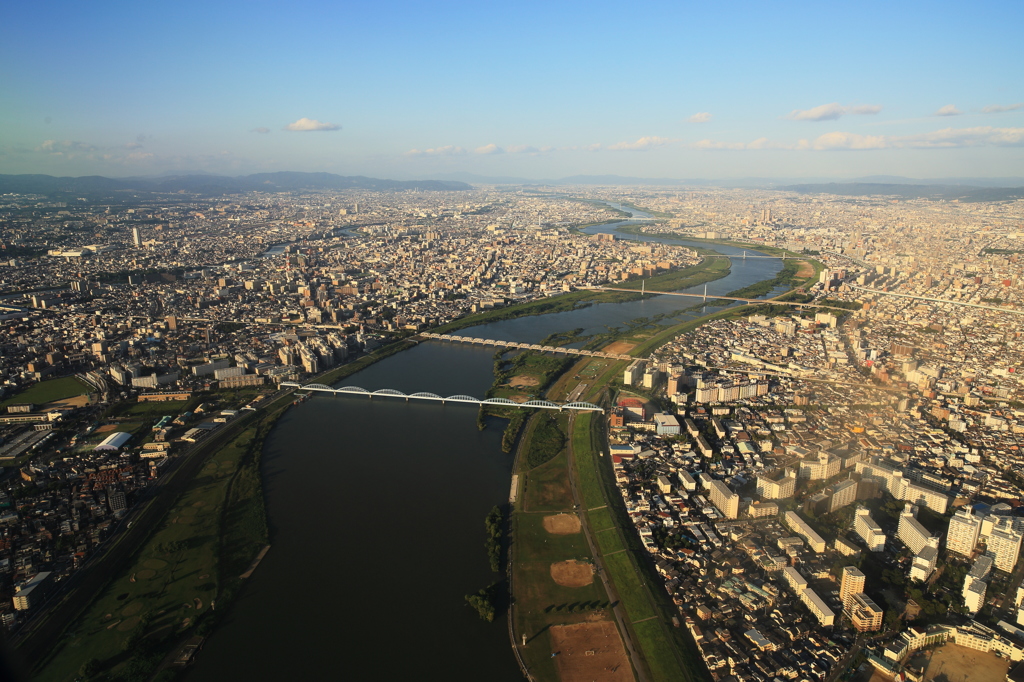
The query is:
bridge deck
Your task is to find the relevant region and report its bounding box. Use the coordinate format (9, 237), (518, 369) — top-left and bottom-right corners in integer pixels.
(418, 333), (633, 360)
(280, 382), (603, 412)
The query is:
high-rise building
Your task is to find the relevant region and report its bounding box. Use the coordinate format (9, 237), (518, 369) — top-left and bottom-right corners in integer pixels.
(986, 521), (1023, 573)
(132, 226), (142, 247)
(829, 479), (858, 512)
(757, 468), (797, 500)
(898, 507), (935, 555)
(964, 578), (987, 615)
(799, 452), (840, 480)
(946, 507), (982, 556)
(784, 511), (826, 552)
(849, 593), (884, 632)
(708, 479), (739, 519)
(910, 540), (940, 582)
(840, 566), (866, 613)
(854, 507), (887, 552)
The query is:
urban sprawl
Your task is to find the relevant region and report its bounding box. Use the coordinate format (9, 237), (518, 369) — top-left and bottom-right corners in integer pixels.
(2, 184), (1024, 681)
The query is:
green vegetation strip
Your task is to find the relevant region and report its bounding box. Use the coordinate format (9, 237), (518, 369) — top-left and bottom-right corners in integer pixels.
(571, 413), (606, 510)
(613, 256), (731, 293)
(35, 406), (284, 682)
(572, 411), (710, 682)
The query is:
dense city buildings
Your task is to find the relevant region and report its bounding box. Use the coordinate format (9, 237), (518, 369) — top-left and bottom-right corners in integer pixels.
(2, 182), (1024, 681)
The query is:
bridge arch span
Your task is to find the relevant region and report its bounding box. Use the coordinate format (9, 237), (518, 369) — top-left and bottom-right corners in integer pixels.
(373, 389), (408, 397)
(482, 398), (519, 406)
(336, 386), (370, 394)
(304, 383), (333, 390)
(445, 394), (482, 403)
(565, 402), (603, 411)
(523, 400), (559, 409)
(409, 392), (443, 400)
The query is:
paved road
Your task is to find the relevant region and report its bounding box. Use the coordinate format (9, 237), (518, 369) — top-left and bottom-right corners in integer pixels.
(565, 413), (650, 682)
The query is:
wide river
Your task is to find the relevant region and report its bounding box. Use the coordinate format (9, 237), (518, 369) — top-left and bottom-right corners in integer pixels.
(187, 211), (783, 680)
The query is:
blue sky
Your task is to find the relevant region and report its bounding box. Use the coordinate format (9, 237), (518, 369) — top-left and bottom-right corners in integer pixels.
(2, 0), (1022, 179)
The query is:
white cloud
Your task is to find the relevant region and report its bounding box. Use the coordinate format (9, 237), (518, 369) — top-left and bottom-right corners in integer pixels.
(405, 145), (467, 157)
(848, 104), (883, 115)
(252, 127), (271, 134)
(474, 143), (504, 155)
(935, 105), (962, 117)
(283, 117), (341, 132)
(982, 103), (1024, 113)
(608, 136), (676, 151)
(507, 145), (539, 154)
(814, 126), (1024, 150)
(688, 112), (712, 123)
(785, 103), (882, 121)
(692, 139), (746, 151)
(812, 131), (889, 150)
(691, 126), (1024, 152)
(37, 140), (98, 155)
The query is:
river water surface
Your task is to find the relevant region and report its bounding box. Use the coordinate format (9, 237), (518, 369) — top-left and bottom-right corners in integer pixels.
(187, 215), (783, 680)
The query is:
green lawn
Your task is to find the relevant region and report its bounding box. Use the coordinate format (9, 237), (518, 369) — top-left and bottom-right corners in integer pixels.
(515, 512), (592, 562)
(570, 410), (710, 682)
(1, 376), (91, 408)
(595, 529), (627, 555)
(511, 507), (611, 680)
(571, 413), (607, 510)
(602, 551), (658, 621)
(587, 506), (616, 533)
(521, 450), (573, 512)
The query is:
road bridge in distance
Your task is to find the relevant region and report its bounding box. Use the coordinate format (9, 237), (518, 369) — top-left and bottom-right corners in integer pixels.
(418, 332), (636, 361)
(280, 382), (604, 413)
(580, 285), (859, 313)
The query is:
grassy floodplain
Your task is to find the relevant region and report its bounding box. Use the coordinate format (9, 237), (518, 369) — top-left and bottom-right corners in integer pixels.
(510, 411), (617, 682)
(34, 404), (286, 682)
(570, 412), (711, 682)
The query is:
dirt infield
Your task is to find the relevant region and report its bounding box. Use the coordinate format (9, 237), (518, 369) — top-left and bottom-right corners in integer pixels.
(543, 513), (582, 535)
(551, 560), (594, 587)
(602, 341), (636, 354)
(51, 395), (90, 409)
(550, 621), (633, 682)
(509, 374), (541, 388)
(907, 643), (1008, 682)
(794, 260), (815, 278)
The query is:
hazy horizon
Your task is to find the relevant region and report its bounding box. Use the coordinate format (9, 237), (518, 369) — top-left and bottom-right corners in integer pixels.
(3, 0), (1022, 180)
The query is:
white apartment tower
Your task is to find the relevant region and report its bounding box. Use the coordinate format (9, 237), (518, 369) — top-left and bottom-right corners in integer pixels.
(840, 566), (866, 613)
(708, 479), (740, 519)
(986, 521), (1023, 573)
(854, 507), (887, 552)
(898, 507), (935, 555)
(946, 507), (982, 556)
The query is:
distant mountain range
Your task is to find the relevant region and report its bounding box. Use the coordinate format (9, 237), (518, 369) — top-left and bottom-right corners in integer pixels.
(782, 183), (1024, 202)
(3, 172), (1023, 200)
(0, 172), (472, 197)
(423, 172), (1024, 189)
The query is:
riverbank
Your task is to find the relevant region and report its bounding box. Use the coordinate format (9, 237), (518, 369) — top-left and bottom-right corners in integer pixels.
(175, 221), (798, 680)
(32, 400), (290, 682)
(431, 254), (732, 338)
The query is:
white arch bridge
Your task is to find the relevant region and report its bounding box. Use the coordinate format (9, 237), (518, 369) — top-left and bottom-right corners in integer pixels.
(280, 382), (604, 413)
